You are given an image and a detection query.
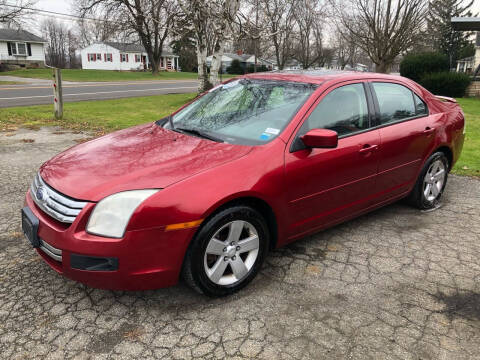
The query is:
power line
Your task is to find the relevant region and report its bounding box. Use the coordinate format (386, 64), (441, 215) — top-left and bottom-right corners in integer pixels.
(3, 3), (108, 22)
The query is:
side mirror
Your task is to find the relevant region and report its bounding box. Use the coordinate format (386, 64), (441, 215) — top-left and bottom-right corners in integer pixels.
(301, 129), (338, 149)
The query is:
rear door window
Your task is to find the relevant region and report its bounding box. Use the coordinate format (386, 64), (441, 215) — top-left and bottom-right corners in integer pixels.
(372, 82), (416, 125)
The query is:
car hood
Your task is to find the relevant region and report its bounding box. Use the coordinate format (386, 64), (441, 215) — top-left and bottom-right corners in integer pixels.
(39, 123), (252, 201)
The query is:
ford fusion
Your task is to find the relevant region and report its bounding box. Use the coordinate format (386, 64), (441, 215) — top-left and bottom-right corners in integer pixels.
(22, 72), (465, 296)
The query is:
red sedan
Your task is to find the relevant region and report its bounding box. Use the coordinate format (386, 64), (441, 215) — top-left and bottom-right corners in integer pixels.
(22, 72), (465, 296)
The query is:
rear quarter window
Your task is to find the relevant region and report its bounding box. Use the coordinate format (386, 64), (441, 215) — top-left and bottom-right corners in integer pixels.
(414, 93), (428, 116)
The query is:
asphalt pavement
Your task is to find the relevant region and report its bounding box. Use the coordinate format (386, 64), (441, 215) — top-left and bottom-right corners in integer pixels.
(0, 78), (199, 107)
(1, 126), (480, 359)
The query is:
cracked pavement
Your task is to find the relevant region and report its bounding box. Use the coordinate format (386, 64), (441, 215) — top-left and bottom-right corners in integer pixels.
(1, 127), (480, 359)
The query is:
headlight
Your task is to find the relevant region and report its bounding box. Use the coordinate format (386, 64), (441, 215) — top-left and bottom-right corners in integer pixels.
(86, 190), (159, 238)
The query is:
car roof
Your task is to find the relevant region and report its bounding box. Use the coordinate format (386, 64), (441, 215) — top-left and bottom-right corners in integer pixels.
(238, 70), (409, 85)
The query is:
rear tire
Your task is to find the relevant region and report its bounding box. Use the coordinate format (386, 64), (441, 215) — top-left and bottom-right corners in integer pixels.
(407, 152), (449, 210)
(182, 205), (269, 297)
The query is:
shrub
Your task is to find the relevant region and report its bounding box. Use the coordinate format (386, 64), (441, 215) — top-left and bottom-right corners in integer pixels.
(400, 52), (449, 82)
(419, 72), (471, 98)
(246, 64), (268, 73)
(226, 59), (244, 74)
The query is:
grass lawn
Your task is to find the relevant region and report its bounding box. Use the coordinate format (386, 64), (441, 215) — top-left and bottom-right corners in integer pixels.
(0, 94), (478, 177)
(0, 93), (196, 135)
(0, 68), (199, 82)
(452, 98), (480, 177)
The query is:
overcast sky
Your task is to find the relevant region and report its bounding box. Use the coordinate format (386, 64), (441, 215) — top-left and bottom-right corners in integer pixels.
(36, 0), (73, 15)
(33, 0), (480, 20)
(27, 0), (480, 38)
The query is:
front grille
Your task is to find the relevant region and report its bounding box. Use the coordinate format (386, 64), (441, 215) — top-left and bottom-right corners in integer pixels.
(31, 173), (88, 224)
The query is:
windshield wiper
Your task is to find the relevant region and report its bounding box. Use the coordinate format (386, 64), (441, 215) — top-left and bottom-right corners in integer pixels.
(175, 127), (224, 143)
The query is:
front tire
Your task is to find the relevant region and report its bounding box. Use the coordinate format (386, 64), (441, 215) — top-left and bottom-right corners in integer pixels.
(407, 152), (449, 210)
(182, 205), (269, 297)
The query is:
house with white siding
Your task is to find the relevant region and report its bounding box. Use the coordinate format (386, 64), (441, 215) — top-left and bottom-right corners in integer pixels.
(0, 29), (46, 67)
(206, 51), (275, 73)
(80, 42), (179, 71)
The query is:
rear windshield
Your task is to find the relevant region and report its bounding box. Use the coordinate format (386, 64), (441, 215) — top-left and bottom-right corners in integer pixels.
(167, 79), (317, 145)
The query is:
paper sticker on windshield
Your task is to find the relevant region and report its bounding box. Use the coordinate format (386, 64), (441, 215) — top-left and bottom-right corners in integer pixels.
(260, 133), (271, 140)
(264, 127), (280, 135)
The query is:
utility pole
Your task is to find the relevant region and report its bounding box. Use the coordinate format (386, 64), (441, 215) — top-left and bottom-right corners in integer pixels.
(53, 68), (63, 120)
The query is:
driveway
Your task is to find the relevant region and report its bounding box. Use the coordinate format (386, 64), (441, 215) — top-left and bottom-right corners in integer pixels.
(0, 78), (198, 107)
(1, 127), (480, 359)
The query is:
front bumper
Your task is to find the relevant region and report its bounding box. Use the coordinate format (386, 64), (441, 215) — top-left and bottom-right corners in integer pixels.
(25, 190), (196, 291)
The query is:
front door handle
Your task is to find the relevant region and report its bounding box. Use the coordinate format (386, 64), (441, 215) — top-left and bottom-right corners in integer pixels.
(423, 126), (435, 135)
(359, 144), (378, 154)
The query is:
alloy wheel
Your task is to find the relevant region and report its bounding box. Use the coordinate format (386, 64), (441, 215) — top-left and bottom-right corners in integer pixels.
(423, 159), (446, 202)
(203, 220), (259, 286)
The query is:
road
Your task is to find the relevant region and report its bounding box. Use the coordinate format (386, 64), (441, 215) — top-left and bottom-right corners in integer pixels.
(1, 126), (480, 359)
(0, 79), (199, 107)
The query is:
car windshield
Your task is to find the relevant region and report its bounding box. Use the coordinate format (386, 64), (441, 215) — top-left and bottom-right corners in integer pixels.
(166, 79), (318, 145)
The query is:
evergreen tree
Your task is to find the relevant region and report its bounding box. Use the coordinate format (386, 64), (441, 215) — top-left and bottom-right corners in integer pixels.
(170, 33), (198, 73)
(427, 0), (476, 68)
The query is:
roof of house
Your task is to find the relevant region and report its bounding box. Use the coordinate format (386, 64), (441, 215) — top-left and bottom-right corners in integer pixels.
(221, 53), (247, 61)
(207, 53), (265, 63)
(0, 29), (46, 43)
(457, 56), (475, 62)
(103, 42), (176, 56)
(451, 17), (480, 31)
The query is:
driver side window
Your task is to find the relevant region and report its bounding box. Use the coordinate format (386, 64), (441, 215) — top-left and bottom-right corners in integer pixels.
(300, 83), (370, 137)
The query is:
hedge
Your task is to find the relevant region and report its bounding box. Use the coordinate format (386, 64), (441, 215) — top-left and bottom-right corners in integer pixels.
(419, 72), (471, 98)
(400, 53), (449, 82)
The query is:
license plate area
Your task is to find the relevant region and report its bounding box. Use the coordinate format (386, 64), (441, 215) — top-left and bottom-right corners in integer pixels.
(21, 207), (40, 248)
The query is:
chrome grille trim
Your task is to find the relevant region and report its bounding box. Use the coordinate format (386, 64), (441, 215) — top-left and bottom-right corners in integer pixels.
(31, 173), (88, 224)
(39, 239), (62, 262)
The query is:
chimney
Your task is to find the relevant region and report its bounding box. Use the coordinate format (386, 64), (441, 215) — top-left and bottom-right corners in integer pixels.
(236, 49), (243, 56)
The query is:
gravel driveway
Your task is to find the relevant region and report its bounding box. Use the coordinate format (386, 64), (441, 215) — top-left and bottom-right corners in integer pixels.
(1, 127), (480, 360)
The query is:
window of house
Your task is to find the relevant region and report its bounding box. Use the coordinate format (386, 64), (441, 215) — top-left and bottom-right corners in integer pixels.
(105, 53), (112, 62)
(88, 53), (96, 61)
(135, 54), (141, 62)
(298, 83), (370, 137)
(96, 53), (102, 61)
(120, 53), (128, 62)
(372, 82), (416, 124)
(9, 42), (28, 56)
(16, 43), (27, 55)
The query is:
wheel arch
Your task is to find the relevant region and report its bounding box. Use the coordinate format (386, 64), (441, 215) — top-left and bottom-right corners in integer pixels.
(434, 145), (453, 171)
(201, 196), (279, 250)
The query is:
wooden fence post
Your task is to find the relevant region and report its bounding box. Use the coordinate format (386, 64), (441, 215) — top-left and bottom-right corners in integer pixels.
(53, 68), (63, 119)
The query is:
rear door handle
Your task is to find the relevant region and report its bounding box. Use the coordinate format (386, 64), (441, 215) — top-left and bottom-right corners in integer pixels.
(423, 127), (435, 134)
(359, 144), (378, 154)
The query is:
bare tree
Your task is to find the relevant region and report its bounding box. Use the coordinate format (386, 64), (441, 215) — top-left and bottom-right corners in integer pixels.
(332, 29), (360, 69)
(178, 0), (240, 92)
(258, 0), (297, 70)
(67, 30), (81, 68)
(75, 18), (122, 49)
(42, 20), (69, 68)
(79, 0), (177, 75)
(292, 0), (326, 69)
(331, 0), (427, 73)
(0, 0), (35, 25)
